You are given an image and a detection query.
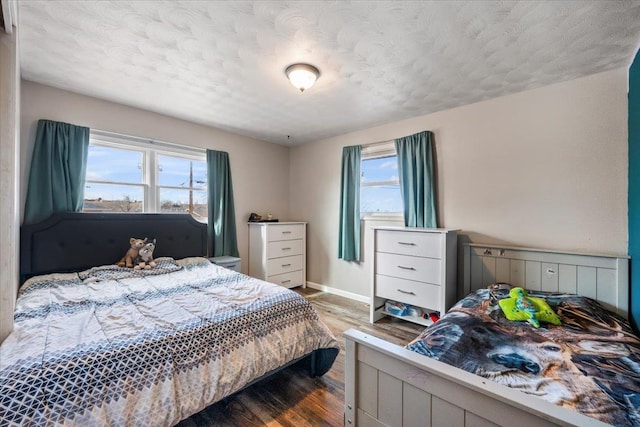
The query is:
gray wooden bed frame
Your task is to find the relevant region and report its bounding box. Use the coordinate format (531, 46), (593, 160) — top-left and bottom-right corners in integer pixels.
(345, 243), (630, 427)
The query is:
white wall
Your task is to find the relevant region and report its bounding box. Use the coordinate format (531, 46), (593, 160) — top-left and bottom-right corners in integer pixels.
(290, 68), (629, 298)
(20, 81), (292, 273)
(0, 21), (20, 342)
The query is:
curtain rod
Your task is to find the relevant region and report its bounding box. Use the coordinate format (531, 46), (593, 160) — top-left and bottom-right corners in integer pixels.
(91, 129), (206, 153)
(363, 130), (430, 148)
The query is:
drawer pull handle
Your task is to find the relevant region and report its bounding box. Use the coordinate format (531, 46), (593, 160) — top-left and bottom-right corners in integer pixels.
(282, 279), (291, 284)
(282, 263), (291, 267)
(397, 289), (416, 296)
(398, 242), (416, 246)
(397, 265), (416, 270)
(282, 231), (292, 234)
(282, 247), (291, 250)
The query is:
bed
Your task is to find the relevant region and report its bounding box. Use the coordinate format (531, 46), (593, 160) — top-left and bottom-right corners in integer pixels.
(1, 212), (339, 426)
(345, 243), (635, 427)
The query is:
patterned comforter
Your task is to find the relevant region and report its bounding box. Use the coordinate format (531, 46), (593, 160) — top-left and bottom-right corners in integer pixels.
(0, 257), (338, 426)
(406, 287), (640, 426)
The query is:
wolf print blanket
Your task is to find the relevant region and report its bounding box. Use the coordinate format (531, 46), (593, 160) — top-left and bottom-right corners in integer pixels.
(0, 257), (338, 427)
(406, 288), (640, 426)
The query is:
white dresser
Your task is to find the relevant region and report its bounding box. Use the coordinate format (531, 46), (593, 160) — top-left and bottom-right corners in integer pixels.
(371, 227), (458, 326)
(248, 222), (306, 288)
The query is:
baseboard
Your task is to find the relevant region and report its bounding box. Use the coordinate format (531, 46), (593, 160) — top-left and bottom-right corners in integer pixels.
(305, 281), (369, 304)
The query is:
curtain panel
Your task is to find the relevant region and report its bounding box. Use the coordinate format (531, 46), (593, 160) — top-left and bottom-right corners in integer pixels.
(24, 119), (90, 225)
(207, 150), (239, 257)
(395, 130), (437, 228)
(338, 145), (362, 262)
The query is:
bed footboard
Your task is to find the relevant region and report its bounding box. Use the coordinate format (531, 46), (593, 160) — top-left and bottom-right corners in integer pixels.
(344, 329), (608, 427)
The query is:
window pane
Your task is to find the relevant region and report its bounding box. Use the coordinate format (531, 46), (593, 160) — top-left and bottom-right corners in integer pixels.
(159, 188), (208, 222)
(83, 183), (143, 212)
(361, 185), (403, 214)
(158, 155), (207, 189)
(361, 156), (398, 183)
(86, 145), (143, 183)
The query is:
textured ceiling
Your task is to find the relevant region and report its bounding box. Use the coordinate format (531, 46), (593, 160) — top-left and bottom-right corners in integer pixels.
(18, 1), (640, 145)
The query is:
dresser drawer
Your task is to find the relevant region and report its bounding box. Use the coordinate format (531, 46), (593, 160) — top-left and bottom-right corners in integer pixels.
(267, 254), (303, 276)
(267, 270), (304, 288)
(376, 274), (440, 310)
(376, 230), (443, 259)
(267, 224), (305, 242)
(376, 252), (442, 285)
(267, 239), (303, 258)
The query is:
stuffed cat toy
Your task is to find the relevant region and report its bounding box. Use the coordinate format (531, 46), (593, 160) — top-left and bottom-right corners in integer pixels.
(134, 239), (157, 270)
(117, 237), (147, 268)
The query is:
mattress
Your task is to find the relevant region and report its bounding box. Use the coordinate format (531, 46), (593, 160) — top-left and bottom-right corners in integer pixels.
(0, 257), (338, 426)
(406, 287), (640, 426)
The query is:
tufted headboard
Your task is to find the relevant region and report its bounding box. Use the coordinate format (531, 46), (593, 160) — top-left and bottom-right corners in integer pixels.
(20, 212), (208, 283)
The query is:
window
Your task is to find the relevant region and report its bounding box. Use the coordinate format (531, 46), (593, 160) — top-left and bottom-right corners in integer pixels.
(83, 133), (208, 222)
(360, 143), (403, 216)
(157, 154), (207, 220)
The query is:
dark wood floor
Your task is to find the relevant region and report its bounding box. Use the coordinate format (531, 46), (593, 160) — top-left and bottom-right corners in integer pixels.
(176, 288), (424, 427)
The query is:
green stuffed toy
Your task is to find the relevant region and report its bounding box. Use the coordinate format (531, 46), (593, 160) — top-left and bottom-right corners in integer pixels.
(498, 287), (561, 328)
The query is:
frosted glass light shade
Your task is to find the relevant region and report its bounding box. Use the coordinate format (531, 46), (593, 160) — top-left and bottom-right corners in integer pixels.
(285, 63), (320, 92)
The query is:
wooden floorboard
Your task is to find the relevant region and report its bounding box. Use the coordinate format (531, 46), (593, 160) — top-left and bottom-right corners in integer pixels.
(176, 288), (424, 427)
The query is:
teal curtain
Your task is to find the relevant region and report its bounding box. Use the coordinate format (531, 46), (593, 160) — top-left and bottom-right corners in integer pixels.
(207, 150), (239, 257)
(395, 130), (437, 228)
(338, 145), (361, 262)
(24, 119), (90, 225)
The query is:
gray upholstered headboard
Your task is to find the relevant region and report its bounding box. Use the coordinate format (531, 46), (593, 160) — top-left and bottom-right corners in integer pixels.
(20, 212), (208, 283)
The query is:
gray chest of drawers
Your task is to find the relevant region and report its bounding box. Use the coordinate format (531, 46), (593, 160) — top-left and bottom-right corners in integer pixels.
(371, 227), (458, 326)
(248, 222), (306, 288)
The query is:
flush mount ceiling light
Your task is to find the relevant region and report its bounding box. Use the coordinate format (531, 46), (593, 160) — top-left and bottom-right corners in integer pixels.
(285, 63), (320, 92)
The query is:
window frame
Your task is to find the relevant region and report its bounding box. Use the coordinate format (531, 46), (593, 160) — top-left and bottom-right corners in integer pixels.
(155, 151), (208, 220)
(360, 141), (403, 219)
(84, 131), (207, 219)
